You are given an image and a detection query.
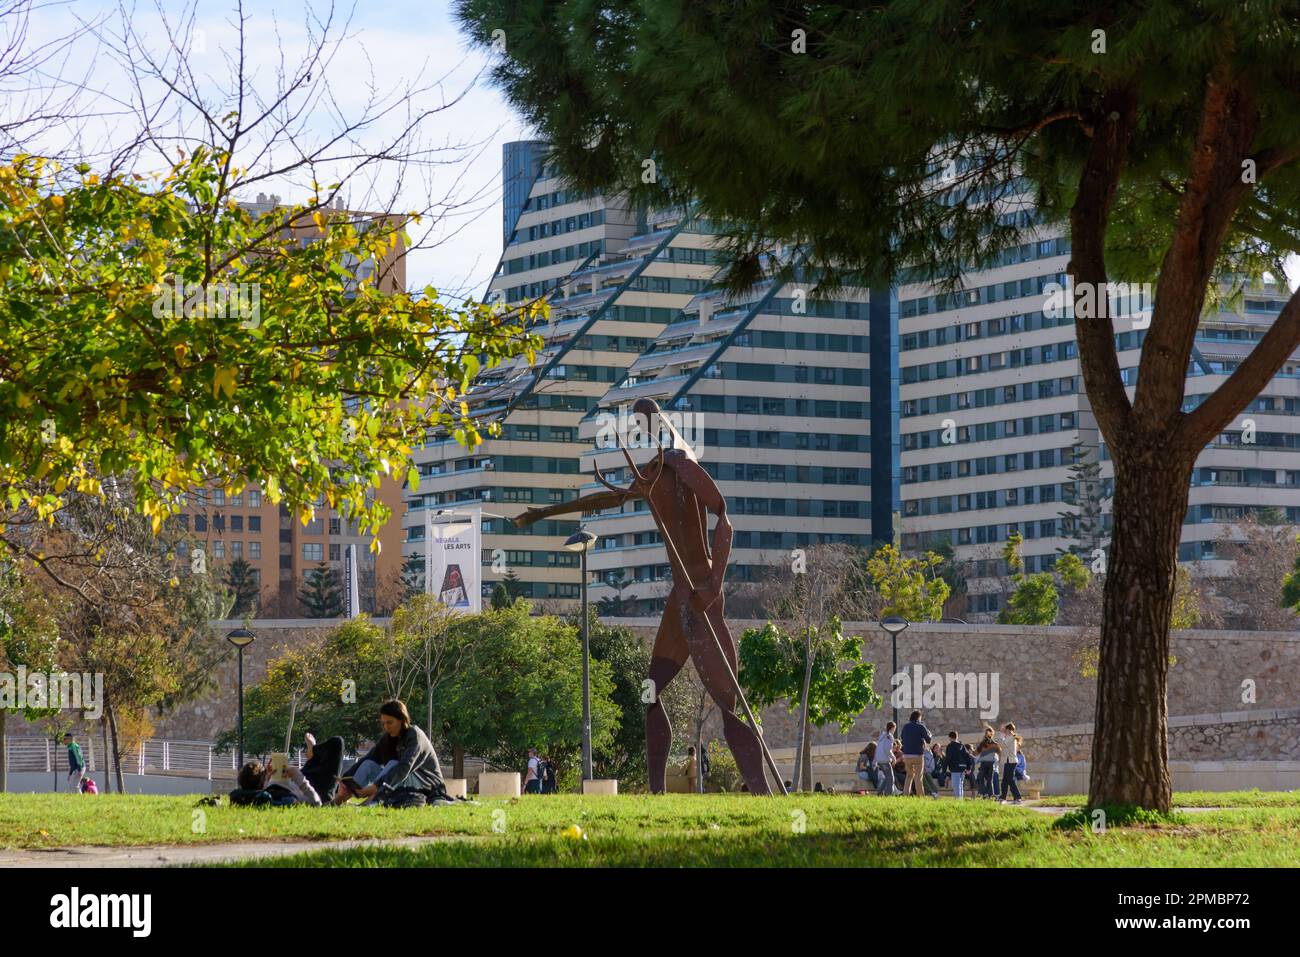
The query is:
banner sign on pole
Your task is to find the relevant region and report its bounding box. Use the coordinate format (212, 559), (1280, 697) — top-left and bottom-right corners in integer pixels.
(425, 507), (482, 613)
(343, 544), (361, 619)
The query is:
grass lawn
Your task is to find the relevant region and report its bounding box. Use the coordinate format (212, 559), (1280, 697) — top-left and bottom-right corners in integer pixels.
(2, 791), (1299, 866)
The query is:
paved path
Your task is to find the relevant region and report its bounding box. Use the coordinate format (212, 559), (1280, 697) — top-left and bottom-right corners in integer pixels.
(0, 834), (473, 868)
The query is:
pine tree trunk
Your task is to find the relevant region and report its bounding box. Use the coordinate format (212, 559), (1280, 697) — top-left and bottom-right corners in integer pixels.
(0, 709), (7, 793)
(453, 744), (464, 780)
(1087, 459), (1192, 812)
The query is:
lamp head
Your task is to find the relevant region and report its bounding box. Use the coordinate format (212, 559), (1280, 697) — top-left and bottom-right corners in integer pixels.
(226, 627), (257, 649)
(879, 616), (910, 636)
(564, 529), (598, 553)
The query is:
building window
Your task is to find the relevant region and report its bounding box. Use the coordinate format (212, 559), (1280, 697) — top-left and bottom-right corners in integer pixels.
(329, 517), (341, 536)
(249, 489), (262, 508)
(249, 516), (261, 532)
(231, 541), (243, 559)
(212, 540), (225, 559)
(213, 489), (225, 506)
(194, 515), (208, 533)
(302, 543), (324, 562)
(249, 542), (261, 560)
(329, 544), (340, 561)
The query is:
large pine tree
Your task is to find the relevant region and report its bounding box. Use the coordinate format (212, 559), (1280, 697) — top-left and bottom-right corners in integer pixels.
(459, 0), (1300, 810)
(299, 563), (344, 618)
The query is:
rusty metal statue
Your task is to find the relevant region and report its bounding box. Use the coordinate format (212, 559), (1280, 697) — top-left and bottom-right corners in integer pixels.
(514, 398), (785, 796)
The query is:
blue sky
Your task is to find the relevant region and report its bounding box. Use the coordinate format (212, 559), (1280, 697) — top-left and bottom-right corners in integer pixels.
(20, 0), (530, 299)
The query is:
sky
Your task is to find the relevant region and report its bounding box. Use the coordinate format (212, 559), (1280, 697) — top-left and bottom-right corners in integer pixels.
(12, 0), (530, 300)
(8, 1), (1298, 296)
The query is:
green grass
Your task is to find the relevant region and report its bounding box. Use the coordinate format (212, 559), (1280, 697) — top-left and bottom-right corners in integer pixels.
(3, 791), (1300, 867)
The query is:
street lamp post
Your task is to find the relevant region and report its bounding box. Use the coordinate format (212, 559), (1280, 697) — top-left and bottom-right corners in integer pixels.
(226, 627), (257, 769)
(879, 616), (910, 728)
(564, 529), (598, 783)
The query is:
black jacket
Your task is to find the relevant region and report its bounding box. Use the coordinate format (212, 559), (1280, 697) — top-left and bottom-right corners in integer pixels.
(945, 740), (972, 773)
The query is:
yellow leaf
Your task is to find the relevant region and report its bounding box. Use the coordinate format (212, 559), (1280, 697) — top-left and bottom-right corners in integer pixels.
(213, 367), (237, 399)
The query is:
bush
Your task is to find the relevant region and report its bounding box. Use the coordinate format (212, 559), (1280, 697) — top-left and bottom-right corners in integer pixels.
(705, 740), (743, 793)
(1053, 804), (1187, 830)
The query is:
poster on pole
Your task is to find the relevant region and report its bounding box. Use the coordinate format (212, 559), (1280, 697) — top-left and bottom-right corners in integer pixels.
(425, 506), (482, 613)
(343, 544), (361, 619)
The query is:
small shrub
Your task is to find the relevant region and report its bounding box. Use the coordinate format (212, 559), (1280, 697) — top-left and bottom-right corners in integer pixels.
(1053, 803), (1187, 831)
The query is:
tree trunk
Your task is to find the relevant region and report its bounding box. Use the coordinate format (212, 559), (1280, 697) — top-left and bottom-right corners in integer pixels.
(0, 709), (7, 793)
(284, 691), (298, 754)
(800, 715), (813, 791)
(793, 623), (814, 791)
(107, 700), (126, 794)
(1088, 459), (1192, 812)
(453, 743), (464, 780)
(100, 716), (113, 793)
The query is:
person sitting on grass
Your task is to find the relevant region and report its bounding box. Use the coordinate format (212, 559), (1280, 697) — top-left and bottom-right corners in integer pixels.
(299, 730), (345, 803)
(230, 759), (322, 807)
(336, 699), (448, 808)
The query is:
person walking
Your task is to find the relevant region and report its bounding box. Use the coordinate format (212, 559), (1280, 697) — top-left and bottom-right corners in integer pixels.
(875, 722), (897, 795)
(524, 747), (542, 794)
(944, 731), (971, 799)
(998, 723), (1023, 804)
(899, 710), (932, 797)
(63, 733), (85, 794)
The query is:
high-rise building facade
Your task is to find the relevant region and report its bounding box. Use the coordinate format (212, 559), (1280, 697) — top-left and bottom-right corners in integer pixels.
(896, 208), (1299, 615)
(412, 144), (1300, 617)
(405, 147), (719, 601)
(576, 281), (889, 615)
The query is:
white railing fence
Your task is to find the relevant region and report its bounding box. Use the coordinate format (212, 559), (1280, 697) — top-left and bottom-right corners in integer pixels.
(3, 736), (490, 781)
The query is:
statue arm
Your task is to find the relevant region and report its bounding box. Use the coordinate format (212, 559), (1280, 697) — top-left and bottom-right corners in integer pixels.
(512, 486), (639, 528)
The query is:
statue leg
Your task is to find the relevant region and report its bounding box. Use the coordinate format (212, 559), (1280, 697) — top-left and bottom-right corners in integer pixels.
(681, 600), (772, 796)
(646, 608), (688, 794)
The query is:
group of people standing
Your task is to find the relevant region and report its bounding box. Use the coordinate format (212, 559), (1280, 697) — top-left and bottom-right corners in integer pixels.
(856, 711), (1027, 803)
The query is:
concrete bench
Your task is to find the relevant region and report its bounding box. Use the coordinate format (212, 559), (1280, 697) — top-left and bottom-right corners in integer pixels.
(477, 771), (521, 797)
(582, 779), (618, 795)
